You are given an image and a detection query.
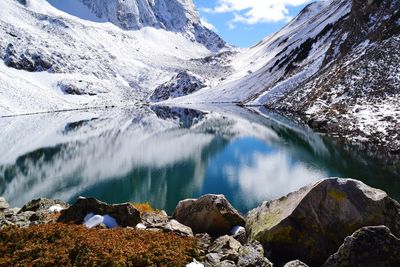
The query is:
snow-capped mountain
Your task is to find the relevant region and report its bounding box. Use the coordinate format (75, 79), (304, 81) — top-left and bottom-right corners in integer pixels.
(0, 0), (228, 115)
(0, 0), (399, 150)
(71, 0), (225, 51)
(171, 0), (399, 150)
(173, 0), (353, 103)
(268, 0), (400, 151)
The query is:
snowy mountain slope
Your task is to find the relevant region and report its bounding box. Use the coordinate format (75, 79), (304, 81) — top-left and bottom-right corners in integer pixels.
(171, 0), (400, 150)
(170, 0), (352, 103)
(270, 34), (400, 151)
(0, 0), (229, 116)
(74, 0), (226, 51)
(264, 0), (400, 150)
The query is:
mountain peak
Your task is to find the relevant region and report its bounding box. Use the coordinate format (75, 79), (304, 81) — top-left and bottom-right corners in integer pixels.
(78, 0), (225, 51)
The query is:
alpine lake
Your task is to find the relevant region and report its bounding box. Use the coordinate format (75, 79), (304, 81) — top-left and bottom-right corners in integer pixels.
(1, 105), (399, 214)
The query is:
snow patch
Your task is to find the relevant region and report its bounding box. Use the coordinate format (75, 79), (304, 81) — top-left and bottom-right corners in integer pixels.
(84, 213), (119, 229)
(48, 204), (65, 213)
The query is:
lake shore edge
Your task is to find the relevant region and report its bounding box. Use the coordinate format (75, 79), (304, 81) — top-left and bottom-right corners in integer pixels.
(1, 177), (400, 266)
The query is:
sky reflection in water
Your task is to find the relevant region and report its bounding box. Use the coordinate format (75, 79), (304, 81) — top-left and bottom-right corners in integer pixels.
(0, 105), (398, 213)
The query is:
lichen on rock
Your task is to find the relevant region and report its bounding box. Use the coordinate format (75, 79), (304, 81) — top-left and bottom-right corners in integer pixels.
(246, 178), (400, 266)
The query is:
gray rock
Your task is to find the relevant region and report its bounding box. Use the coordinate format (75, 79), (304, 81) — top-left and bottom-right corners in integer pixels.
(1, 211), (35, 228)
(4, 44), (53, 72)
(58, 197), (141, 227)
(208, 235), (241, 262)
(20, 198), (69, 213)
(232, 226), (247, 245)
(323, 226), (400, 267)
(141, 211), (193, 236)
(173, 194), (245, 236)
(284, 260), (309, 267)
(1, 198), (65, 228)
(196, 233), (212, 256)
(246, 178), (400, 266)
(0, 197), (9, 210)
(163, 219), (194, 237)
(141, 210), (169, 228)
(219, 260), (236, 267)
(2, 208), (20, 218)
(205, 253), (222, 266)
(237, 241), (273, 267)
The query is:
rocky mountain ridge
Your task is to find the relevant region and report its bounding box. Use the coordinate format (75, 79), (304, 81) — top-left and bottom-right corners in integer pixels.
(76, 0), (226, 51)
(170, 0), (399, 150)
(266, 0), (400, 151)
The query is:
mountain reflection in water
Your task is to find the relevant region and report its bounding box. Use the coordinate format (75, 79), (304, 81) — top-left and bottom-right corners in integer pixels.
(0, 105), (399, 213)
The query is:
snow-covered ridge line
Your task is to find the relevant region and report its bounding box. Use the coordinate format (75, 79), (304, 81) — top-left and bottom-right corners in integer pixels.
(168, 0), (400, 151)
(170, 0), (352, 104)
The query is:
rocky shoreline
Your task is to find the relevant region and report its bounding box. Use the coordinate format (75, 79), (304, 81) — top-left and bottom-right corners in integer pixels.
(1, 178), (400, 266)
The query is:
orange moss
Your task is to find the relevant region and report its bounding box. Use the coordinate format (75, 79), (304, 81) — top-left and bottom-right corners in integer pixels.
(131, 202), (157, 214)
(0, 223), (198, 266)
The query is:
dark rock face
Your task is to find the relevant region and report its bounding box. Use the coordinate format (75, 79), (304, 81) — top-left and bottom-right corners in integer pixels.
(269, 0), (400, 151)
(246, 178), (400, 266)
(323, 226), (400, 267)
(20, 198), (69, 213)
(151, 106), (205, 128)
(58, 197), (141, 227)
(173, 194), (245, 236)
(3, 44), (53, 72)
(16, 0), (27, 5)
(150, 71), (206, 102)
(331, 0), (400, 59)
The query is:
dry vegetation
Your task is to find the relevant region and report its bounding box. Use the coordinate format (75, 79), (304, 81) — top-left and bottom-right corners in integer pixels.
(131, 202), (157, 214)
(0, 223), (199, 267)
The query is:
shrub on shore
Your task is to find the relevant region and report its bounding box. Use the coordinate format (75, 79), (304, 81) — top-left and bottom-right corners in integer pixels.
(130, 202), (157, 214)
(0, 223), (199, 266)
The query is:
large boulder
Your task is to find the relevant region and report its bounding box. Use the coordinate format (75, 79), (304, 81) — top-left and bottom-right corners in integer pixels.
(173, 194), (245, 236)
(323, 226), (400, 267)
(246, 178), (400, 266)
(58, 197), (141, 227)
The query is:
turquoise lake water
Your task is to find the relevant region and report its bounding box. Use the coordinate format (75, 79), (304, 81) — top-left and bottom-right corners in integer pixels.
(0, 105), (399, 213)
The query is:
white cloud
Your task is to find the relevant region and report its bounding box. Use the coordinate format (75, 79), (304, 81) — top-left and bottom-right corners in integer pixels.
(224, 151), (326, 205)
(201, 17), (218, 32)
(203, 0), (313, 28)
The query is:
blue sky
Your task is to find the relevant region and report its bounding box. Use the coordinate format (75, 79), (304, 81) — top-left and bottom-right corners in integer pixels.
(193, 0), (313, 47)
